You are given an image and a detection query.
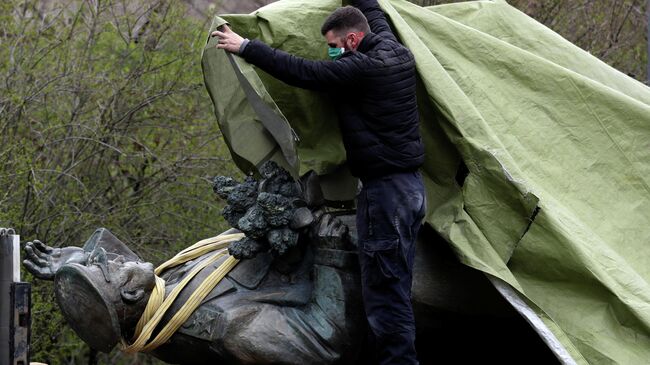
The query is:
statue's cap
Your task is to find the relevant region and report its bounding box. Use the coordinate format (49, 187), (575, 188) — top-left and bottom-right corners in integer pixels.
(54, 263), (121, 352)
(83, 228), (140, 262)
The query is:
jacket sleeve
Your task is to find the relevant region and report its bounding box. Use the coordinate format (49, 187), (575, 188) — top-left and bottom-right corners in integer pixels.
(240, 40), (362, 91)
(352, 0), (398, 42)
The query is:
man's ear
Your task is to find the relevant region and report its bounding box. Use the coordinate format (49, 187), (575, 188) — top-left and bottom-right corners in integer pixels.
(120, 287), (145, 303)
(345, 34), (354, 50)
(347, 33), (361, 50)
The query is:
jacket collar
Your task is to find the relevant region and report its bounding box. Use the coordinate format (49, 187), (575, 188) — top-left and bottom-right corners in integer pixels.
(357, 32), (381, 54)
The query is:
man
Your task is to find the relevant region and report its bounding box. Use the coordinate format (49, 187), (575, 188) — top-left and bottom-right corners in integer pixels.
(213, 1), (426, 364)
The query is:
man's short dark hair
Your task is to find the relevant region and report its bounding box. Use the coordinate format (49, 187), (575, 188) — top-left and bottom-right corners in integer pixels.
(321, 6), (371, 36)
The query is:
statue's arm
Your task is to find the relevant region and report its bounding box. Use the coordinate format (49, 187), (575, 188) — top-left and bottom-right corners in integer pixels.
(224, 214), (363, 364)
(299, 214), (363, 362)
(23, 240), (89, 280)
(224, 267), (361, 364)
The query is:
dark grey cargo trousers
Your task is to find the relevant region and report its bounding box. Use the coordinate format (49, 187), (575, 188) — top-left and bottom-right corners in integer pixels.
(357, 171), (426, 365)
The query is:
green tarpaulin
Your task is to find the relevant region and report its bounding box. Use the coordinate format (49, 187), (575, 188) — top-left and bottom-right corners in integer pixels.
(201, 1), (650, 363)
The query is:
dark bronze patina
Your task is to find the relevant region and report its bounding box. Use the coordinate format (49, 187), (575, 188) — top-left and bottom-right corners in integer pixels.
(23, 162), (559, 364)
(24, 162), (364, 364)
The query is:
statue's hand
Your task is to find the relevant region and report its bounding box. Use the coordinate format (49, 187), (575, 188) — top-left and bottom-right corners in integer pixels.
(311, 211), (351, 250)
(23, 240), (88, 280)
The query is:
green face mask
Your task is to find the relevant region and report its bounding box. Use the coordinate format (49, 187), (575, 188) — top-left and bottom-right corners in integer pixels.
(328, 47), (345, 61)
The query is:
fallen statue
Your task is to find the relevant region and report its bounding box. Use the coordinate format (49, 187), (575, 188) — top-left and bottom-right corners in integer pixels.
(23, 162), (558, 364)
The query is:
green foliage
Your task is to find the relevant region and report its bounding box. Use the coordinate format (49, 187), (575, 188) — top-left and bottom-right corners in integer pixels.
(0, 0), (237, 363)
(505, 0), (647, 82)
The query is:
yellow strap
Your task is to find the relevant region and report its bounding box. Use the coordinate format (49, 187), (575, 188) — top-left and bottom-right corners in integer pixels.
(177, 233), (244, 255)
(142, 255), (238, 351)
(133, 275), (165, 338)
(121, 232), (245, 353)
(155, 233), (244, 274)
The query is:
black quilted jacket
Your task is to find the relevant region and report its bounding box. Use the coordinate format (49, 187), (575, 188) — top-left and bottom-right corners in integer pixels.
(240, 0), (424, 178)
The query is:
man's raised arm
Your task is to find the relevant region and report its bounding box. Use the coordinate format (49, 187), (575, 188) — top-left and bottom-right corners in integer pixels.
(212, 25), (361, 91)
(352, 0), (398, 42)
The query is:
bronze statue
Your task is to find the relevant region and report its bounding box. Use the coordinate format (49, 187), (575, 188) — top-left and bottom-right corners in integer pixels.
(24, 162), (364, 364)
(23, 162), (559, 364)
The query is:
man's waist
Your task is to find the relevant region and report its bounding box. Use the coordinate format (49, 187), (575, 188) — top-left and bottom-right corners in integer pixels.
(345, 140), (424, 178)
(359, 168), (421, 184)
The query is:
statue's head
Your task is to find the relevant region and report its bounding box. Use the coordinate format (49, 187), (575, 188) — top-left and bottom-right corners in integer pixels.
(54, 252), (155, 352)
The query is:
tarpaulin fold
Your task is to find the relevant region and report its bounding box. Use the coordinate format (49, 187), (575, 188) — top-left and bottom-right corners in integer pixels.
(202, 1), (650, 363)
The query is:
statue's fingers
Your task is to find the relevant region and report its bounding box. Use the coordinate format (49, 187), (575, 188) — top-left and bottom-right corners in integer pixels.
(25, 240), (37, 251)
(28, 244), (48, 259)
(23, 260), (43, 274)
(330, 217), (342, 230)
(25, 247), (48, 267)
(23, 260), (37, 273)
(333, 223), (348, 237)
(24, 245), (39, 261)
(33, 239), (53, 254)
(319, 214), (332, 230)
(318, 214), (332, 232)
(311, 208), (324, 223)
(23, 260), (53, 279)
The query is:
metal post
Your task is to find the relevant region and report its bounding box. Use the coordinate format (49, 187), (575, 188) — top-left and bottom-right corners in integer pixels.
(1, 229), (30, 365)
(646, 0), (649, 85)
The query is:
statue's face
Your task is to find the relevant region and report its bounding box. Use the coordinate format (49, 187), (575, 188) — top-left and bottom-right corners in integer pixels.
(54, 258), (156, 352)
(107, 259), (156, 304)
(82, 255), (156, 305)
